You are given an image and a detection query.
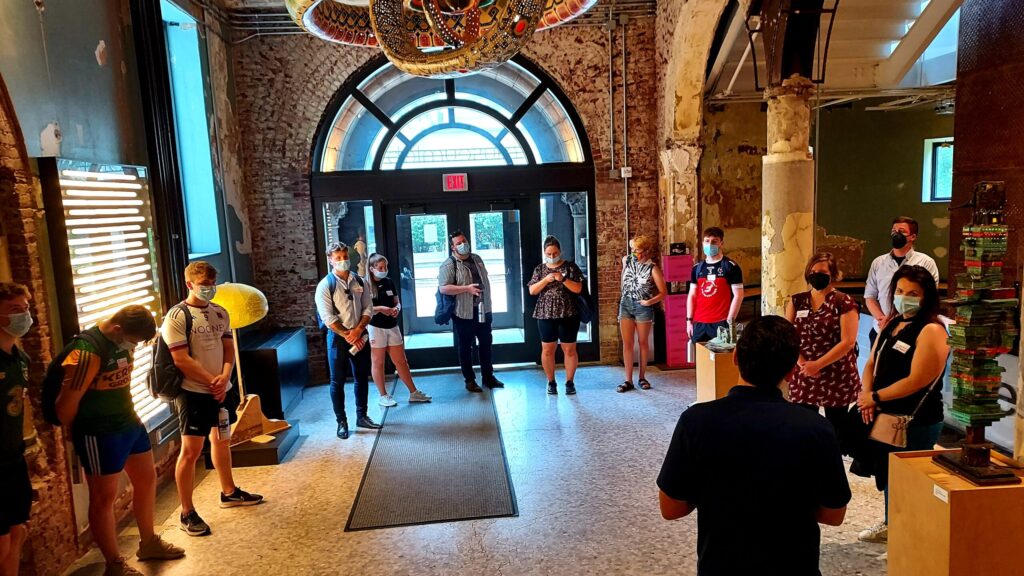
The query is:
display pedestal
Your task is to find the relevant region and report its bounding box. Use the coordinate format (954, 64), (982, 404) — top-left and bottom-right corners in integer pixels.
(695, 343), (738, 402)
(889, 449), (1024, 576)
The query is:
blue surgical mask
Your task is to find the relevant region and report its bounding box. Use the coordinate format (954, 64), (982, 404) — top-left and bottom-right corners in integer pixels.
(893, 295), (921, 316)
(703, 243), (720, 257)
(544, 255), (561, 265)
(1, 312), (32, 338)
(373, 269), (388, 280)
(196, 285), (217, 302)
(333, 260), (351, 273)
(456, 243), (470, 256)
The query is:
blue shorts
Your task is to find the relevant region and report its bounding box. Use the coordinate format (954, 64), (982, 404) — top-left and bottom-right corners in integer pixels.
(618, 297), (654, 323)
(73, 422), (151, 476)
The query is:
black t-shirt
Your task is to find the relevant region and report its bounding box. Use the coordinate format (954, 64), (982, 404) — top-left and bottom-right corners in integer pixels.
(657, 386), (851, 576)
(369, 277), (399, 329)
(0, 345), (30, 465)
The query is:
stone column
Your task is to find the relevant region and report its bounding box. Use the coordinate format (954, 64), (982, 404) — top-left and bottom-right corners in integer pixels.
(761, 76), (816, 316)
(659, 142), (701, 252)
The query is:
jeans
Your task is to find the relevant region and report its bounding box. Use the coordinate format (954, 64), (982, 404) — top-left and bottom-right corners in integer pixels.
(884, 421), (944, 522)
(326, 330), (371, 422)
(452, 309), (494, 383)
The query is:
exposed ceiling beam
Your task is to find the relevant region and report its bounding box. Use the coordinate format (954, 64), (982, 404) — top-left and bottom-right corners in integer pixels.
(875, 0), (962, 87)
(705, 2), (749, 96)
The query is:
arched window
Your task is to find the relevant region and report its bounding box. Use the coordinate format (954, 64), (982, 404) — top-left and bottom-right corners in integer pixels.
(317, 57), (587, 171)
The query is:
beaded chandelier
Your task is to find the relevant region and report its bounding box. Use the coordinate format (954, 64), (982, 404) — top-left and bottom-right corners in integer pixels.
(286, 0), (597, 78)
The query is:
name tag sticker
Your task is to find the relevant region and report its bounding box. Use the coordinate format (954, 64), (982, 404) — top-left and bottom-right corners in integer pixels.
(386, 290), (394, 296)
(796, 310), (810, 319)
(117, 358), (129, 368)
(933, 484), (948, 504)
(893, 341), (911, 354)
(707, 274), (717, 283)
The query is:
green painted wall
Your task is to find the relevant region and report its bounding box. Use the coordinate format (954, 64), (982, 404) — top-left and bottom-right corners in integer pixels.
(816, 98), (955, 280)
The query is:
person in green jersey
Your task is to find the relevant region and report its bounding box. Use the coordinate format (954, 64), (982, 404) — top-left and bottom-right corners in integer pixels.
(0, 283), (33, 576)
(55, 305), (185, 576)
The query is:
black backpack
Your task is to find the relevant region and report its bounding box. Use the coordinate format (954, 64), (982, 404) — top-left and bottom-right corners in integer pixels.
(42, 330), (109, 426)
(434, 256), (457, 325)
(315, 272), (364, 330)
(149, 302), (193, 402)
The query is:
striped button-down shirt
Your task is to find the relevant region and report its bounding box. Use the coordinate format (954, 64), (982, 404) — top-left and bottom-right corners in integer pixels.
(438, 254), (492, 320)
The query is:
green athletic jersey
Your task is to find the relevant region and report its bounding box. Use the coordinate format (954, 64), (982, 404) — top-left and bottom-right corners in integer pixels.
(64, 327), (139, 435)
(0, 345), (30, 464)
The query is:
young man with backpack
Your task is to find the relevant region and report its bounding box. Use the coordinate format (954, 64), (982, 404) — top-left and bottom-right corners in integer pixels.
(54, 305), (184, 576)
(316, 242), (381, 440)
(0, 283), (33, 576)
(686, 227), (745, 343)
(162, 261), (263, 537)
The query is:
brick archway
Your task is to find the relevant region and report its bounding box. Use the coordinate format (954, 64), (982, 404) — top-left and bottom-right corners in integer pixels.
(0, 73), (78, 576)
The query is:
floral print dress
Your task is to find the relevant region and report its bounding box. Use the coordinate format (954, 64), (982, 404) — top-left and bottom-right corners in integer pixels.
(788, 290), (861, 407)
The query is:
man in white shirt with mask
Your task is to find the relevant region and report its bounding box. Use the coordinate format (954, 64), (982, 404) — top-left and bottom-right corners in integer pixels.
(316, 242), (381, 440)
(864, 217), (941, 344)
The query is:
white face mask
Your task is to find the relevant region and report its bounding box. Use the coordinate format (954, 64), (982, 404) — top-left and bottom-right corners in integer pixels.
(1, 312), (33, 338)
(333, 260), (351, 273)
(195, 285), (217, 302)
(373, 269), (388, 280)
(119, 339), (138, 352)
(544, 255), (561, 265)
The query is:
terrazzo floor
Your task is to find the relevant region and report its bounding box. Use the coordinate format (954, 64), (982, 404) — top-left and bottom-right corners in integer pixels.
(64, 365), (889, 576)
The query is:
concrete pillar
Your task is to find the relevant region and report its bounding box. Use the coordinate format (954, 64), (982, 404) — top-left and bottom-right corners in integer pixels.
(761, 75), (816, 316)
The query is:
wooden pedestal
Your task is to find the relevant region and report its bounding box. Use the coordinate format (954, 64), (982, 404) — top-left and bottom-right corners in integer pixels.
(695, 343), (739, 402)
(889, 449), (1024, 576)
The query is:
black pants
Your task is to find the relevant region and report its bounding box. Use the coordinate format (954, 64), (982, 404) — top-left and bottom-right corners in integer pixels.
(326, 330), (371, 422)
(796, 403), (850, 443)
(452, 310), (494, 383)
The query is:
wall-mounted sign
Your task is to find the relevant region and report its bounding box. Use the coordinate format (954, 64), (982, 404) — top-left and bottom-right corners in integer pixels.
(443, 173), (468, 192)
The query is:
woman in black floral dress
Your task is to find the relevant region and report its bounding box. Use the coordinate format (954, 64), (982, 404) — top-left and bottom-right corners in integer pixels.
(528, 236), (585, 395)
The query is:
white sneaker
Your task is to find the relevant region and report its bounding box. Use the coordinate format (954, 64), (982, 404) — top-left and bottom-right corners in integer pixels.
(378, 394), (398, 407)
(409, 390), (432, 403)
(858, 522), (888, 543)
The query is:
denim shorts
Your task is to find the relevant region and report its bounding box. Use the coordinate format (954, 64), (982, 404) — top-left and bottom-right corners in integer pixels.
(618, 297), (654, 323)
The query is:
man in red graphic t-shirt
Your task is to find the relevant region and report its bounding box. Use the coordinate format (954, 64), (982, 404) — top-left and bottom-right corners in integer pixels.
(687, 227), (744, 343)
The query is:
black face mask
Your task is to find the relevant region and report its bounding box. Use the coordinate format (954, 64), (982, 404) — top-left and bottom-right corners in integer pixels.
(807, 272), (831, 290)
(891, 231), (908, 249)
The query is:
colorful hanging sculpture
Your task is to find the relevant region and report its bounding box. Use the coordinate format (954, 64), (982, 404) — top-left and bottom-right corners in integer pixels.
(285, 0), (597, 77)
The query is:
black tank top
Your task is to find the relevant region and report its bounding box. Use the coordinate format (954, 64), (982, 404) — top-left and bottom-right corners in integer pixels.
(871, 318), (945, 425)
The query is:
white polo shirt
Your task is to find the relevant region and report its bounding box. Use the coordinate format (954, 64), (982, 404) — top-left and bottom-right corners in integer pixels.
(864, 248), (940, 330)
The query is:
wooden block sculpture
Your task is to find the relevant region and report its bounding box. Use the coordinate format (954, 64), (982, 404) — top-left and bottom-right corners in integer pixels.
(230, 394), (291, 448)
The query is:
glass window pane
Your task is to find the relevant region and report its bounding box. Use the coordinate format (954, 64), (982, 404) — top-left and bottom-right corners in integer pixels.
(934, 143), (953, 200)
(471, 210), (524, 343)
(321, 96), (386, 171)
(396, 214), (451, 350)
(518, 89), (584, 164)
(162, 1), (221, 256)
(322, 201), (376, 277)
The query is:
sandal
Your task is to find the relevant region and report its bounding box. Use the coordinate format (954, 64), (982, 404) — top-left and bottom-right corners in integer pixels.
(638, 378), (652, 390)
(616, 381), (635, 393)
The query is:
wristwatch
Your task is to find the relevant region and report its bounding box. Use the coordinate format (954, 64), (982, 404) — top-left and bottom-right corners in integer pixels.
(871, 391), (881, 404)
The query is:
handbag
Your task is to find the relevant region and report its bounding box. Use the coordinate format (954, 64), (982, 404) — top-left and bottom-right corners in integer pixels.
(576, 277), (594, 324)
(867, 331), (941, 448)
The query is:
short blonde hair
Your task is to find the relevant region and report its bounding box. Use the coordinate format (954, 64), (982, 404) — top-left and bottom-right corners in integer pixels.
(184, 261), (218, 283)
(630, 234), (657, 255)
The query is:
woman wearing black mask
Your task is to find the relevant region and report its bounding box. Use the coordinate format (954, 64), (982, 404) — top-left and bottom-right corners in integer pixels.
(784, 252), (861, 434)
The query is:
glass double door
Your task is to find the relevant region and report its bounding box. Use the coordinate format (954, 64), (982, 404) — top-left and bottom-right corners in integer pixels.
(384, 200), (539, 368)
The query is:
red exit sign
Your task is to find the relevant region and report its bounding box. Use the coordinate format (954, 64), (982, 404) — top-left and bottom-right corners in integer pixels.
(443, 173), (468, 192)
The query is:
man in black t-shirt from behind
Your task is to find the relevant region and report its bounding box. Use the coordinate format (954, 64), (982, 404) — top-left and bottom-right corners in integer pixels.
(658, 315), (851, 576)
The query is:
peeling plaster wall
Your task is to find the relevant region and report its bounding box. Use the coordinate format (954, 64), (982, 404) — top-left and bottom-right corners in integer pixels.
(233, 22), (659, 372)
(0, 0), (147, 164)
(700, 102), (764, 280)
(816, 98), (954, 279)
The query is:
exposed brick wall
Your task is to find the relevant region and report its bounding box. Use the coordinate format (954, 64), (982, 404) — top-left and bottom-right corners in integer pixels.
(0, 74), (76, 576)
(233, 21), (659, 369)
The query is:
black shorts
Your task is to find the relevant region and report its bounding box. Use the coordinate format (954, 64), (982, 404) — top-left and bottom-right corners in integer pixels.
(692, 320), (729, 343)
(537, 317), (582, 344)
(173, 389), (238, 437)
(0, 457), (31, 535)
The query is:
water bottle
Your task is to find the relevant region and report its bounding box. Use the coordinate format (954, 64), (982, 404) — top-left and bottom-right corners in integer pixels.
(217, 408), (231, 441)
(477, 301), (486, 323)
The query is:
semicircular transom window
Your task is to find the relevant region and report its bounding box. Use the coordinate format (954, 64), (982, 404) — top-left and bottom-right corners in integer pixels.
(320, 59), (586, 172)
